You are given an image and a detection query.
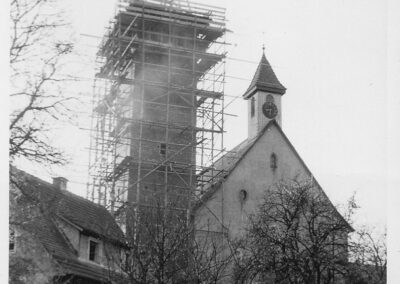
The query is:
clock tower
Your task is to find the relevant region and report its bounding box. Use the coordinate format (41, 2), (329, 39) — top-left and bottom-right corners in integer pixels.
(243, 49), (286, 139)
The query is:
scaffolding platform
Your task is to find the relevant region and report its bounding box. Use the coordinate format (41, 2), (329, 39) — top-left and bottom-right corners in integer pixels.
(87, 0), (227, 229)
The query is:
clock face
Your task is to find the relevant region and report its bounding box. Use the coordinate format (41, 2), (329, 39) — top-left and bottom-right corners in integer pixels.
(262, 102), (278, 119)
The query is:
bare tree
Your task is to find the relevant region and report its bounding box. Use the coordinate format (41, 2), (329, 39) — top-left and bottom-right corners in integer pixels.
(102, 200), (235, 283)
(9, 2), (76, 277)
(10, 0), (74, 165)
(347, 227), (386, 284)
(123, 203), (190, 283)
(233, 179), (354, 284)
(186, 224), (236, 283)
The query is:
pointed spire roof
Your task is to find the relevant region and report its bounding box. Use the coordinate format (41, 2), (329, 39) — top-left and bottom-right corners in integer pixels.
(243, 51), (286, 99)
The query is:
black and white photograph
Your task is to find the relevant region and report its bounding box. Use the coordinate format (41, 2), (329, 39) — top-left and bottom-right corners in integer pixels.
(4, 0), (400, 283)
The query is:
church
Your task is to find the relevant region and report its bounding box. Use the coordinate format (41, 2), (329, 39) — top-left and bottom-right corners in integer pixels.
(192, 50), (352, 274)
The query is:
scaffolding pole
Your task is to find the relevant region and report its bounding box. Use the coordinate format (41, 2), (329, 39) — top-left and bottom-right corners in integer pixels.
(87, 0), (228, 230)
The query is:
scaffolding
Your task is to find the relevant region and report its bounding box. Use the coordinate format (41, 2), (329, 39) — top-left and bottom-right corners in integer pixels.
(87, 0), (228, 227)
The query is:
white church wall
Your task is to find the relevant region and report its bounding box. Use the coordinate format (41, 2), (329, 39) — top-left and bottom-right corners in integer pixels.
(194, 123), (311, 239)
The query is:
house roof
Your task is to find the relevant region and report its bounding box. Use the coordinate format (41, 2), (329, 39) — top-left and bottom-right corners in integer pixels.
(191, 120), (353, 231)
(54, 256), (122, 283)
(23, 212), (124, 283)
(26, 215), (77, 260)
(243, 52), (286, 99)
(11, 167), (125, 244)
(10, 167), (127, 281)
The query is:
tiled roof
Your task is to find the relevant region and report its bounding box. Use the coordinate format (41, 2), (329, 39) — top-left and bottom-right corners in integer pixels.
(10, 167), (127, 282)
(192, 121), (273, 213)
(243, 52), (286, 99)
(54, 256), (124, 283)
(12, 168), (125, 244)
(198, 137), (254, 187)
(26, 215), (77, 260)
(22, 211), (126, 283)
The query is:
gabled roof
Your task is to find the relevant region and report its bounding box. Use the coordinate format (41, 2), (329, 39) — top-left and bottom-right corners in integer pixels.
(243, 52), (286, 99)
(21, 214), (121, 283)
(27, 215), (115, 282)
(10, 167), (127, 282)
(11, 167), (125, 245)
(191, 121), (353, 231)
(192, 120), (274, 213)
(25, 214), (77, 260)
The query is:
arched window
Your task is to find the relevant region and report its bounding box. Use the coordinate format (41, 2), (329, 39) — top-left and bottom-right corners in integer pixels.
(266, 94), (274, 103)
(250, 97), (255, 117)
(270, 153), (277, 170)
(239, 189), (248, 202)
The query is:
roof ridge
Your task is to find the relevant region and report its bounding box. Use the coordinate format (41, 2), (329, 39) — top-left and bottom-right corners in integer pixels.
(10, 166), (55, 188)
(11, 166), (126, 244)
(11, 166), (107, 210)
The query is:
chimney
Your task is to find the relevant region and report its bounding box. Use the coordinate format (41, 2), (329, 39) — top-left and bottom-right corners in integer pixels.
(53, 177), (68, 191)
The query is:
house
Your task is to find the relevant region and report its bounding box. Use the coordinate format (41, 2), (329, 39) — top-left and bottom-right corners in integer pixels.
(192, 50), (353, 282)
(9, 167), (127, 284)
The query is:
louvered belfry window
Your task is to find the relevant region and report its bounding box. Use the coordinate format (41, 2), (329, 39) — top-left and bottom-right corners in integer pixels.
(266, 94), (274, 103)
(251, 97), (255, 117)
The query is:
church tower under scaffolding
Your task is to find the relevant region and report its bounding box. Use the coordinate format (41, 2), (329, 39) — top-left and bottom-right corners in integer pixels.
(87, 0), (227, 228)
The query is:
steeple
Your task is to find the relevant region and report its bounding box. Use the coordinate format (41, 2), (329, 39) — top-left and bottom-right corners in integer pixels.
(244, 49), (286, 138)
(243, 50), (286, 99)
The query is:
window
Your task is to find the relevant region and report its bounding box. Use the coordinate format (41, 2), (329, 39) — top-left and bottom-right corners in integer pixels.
(160, 143), (166, 156)
(9, 226), (15, 252)
(250, 97), (255, 117)
(270, 153), (277, 170)
(239, 189), (248, 202)
(266, 94), (274, 103)
(89, 240), (99, 262)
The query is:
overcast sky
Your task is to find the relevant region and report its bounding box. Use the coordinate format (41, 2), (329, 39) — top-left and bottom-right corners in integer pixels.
(8, 0), (399, 233)
(2, 0), (400, 280)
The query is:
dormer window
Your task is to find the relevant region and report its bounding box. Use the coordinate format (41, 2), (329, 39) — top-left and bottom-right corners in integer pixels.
(89, 239), (99, 262)
(251, 97), (255, 117)
(270, 153), (278, 170)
